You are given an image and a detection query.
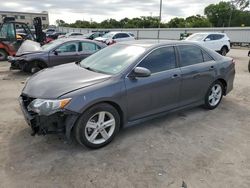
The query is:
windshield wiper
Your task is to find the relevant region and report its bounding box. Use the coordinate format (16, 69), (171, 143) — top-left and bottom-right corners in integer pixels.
(81, 65), (111, 75)
(82, 66), (99, 73)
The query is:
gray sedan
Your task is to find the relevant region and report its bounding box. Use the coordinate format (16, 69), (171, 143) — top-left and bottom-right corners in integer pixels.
(19, 40), (235, 148)
(9, 38), (106, 73)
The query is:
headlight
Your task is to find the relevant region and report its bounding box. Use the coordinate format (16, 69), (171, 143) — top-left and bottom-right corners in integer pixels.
(27, 98), (71, 116)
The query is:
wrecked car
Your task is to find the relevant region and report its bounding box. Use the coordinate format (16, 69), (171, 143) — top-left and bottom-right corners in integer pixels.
(19, 40), (235, 149)
(8, 38), (106, 73)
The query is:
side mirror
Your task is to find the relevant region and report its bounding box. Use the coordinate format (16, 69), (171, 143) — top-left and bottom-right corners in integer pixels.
(129, 67), (151, 78)
(54, 50), (60, 55)
(204, 38), (211, 42)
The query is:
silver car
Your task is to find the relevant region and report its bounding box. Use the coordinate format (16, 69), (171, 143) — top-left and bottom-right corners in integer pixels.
(19, 40), (235, 149)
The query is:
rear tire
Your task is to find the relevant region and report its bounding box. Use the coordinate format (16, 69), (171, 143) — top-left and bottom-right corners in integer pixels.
(0, 49), (8, 61)
(204, 81), (224, 110)
(74, 103), (120, 149)
(248, 59), (250, 73)
(220, 46), (228, 56)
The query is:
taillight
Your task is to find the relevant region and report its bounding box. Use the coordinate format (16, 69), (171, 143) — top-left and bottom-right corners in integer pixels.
(232, 59), (236, 64)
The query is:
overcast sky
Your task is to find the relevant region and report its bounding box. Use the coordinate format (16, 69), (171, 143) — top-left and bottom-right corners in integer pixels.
(1, 0), (227, 24)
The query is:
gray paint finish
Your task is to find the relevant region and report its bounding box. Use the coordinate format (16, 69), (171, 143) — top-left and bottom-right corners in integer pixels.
(21, 40), (235, 128)
(12, 38), (107, 69)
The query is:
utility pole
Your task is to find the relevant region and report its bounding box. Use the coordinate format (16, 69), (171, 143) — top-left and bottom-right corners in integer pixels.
(228, 1), (233, 27)
(158, 0), (162, 39)
(158, 0), (162, 28)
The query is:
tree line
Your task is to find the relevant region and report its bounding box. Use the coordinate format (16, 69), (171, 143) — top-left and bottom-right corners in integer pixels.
(56, 0), (250, 28)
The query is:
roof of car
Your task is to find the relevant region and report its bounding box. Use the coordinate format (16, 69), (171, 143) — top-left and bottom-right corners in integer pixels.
(108, 31), (131, 34)
(118, 39), (224, 61)
(49, 38), (107, 47)
(191, 32), (226, 35)
(119, 40), (200, 48)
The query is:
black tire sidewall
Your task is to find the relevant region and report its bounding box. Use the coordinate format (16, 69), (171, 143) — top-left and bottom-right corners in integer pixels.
(74, 103), (120, 149)
(204, 81), (224, 110)
(0, 50), (7, 61)
(221, 47), (227, 56)
(248, 59), (250, 73)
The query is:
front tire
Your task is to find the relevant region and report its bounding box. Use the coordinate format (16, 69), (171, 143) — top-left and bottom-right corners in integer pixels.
(74, 103), (120, 149)
(204, 81), (224, 110)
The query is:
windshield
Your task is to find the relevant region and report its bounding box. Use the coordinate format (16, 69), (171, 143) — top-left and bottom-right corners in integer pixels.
(83, 33), (93, 37)
(80, 44), (146, 75)
(41, 40), (64, 51)
(102, 32), (115, 39)
(186, 34), (207, 41)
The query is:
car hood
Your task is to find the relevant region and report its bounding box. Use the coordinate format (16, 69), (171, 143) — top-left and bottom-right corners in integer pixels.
(22, 63), (112, 99)
(16, 40), (43, 56)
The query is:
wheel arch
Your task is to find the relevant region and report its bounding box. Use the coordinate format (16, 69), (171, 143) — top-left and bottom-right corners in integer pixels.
(0, 48), (9, 55)
(31, 59), (48, 68)
(216, 78), (227, 95)
(221, 45), (229, 52)
(87, 101), (124, 128)
(0, 48), (9, 60)
(68, 100), (125, 141)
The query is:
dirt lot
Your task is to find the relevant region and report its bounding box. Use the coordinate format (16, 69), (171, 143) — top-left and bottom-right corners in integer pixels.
(0, 49), (250, 188)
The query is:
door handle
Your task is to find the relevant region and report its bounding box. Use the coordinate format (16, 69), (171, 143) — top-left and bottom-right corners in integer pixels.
(193, 73), (201, 78)
(171, 74), (179, 79)
(209, 65), (215, 70)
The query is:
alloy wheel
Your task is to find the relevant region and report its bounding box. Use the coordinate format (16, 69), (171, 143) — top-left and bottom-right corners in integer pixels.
(85, 111), (116, 145)
(208, 84), (222, 106)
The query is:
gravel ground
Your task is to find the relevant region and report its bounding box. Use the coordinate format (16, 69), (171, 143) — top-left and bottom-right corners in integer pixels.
(0, 49), (250, 188)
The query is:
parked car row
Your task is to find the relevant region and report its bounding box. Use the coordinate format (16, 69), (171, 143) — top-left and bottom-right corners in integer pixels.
(9, 38), (106, 73)
(94, 31), (135, 45)
(185, 33), (231, 56)
(17, 39), (235, 149)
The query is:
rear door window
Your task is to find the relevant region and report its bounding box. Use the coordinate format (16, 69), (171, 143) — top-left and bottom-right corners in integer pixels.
(202, 51), (214, 62)
(206, 34), (224, 41)
(56, 43), (77, 53)
(178, 45), (204, 67)
(79, 42), (99, 53)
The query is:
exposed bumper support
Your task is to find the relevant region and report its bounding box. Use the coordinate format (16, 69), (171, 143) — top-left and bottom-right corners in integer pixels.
(19, 97), (79, 140)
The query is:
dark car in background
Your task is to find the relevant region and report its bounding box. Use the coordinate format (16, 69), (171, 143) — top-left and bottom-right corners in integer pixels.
(47, 31), (67, 40)
(248, 50), (250, 72)
(82, 32), (104, 40)
(9, 38), (106, 73)
(19, 40), (235, 149)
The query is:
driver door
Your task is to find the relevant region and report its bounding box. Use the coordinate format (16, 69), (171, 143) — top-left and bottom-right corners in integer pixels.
(49, 42), (79, 66)
(125, 46), (181, 121)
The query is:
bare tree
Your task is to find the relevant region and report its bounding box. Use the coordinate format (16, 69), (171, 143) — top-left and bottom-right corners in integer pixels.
(232, 0), (249, 10)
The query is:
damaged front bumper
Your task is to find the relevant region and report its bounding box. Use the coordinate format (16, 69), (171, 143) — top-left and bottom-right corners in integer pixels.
(8, 56), (28, 71)
(19, 95), (79, 140)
